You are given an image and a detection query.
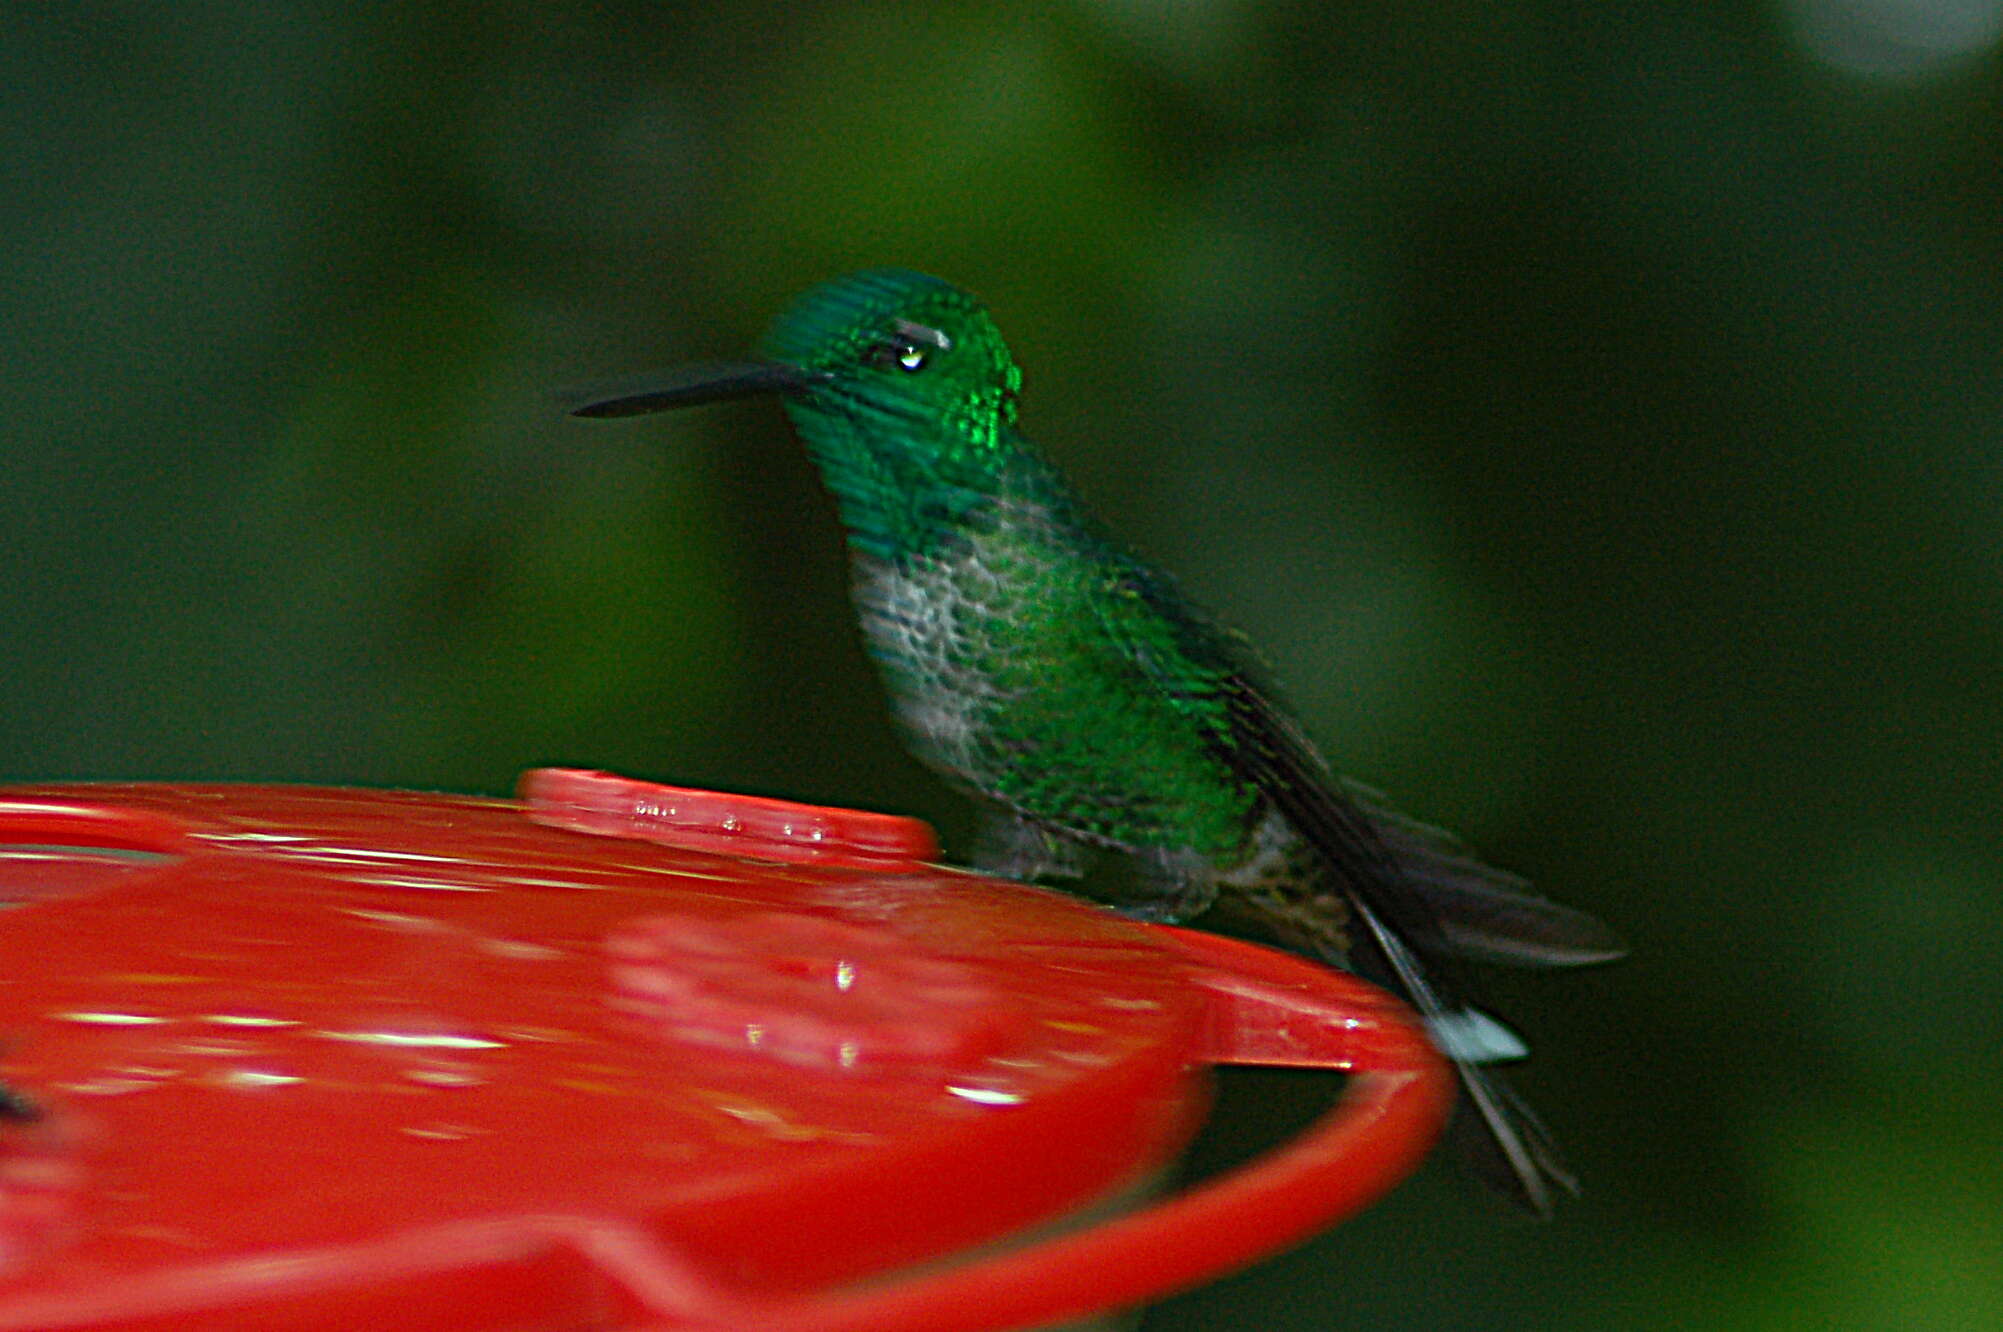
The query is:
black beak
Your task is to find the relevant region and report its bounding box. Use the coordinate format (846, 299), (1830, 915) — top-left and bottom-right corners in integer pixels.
(561, 361), (828, 418)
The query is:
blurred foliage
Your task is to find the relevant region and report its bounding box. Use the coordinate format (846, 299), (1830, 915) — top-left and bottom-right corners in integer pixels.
(6, 1), (2003, 1326)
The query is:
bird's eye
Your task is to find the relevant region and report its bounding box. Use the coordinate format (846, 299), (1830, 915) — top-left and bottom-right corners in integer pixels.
(866, 339), (930, 373)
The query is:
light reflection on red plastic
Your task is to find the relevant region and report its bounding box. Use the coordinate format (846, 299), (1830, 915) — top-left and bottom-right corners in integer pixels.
(608, 912), (1026, 1074)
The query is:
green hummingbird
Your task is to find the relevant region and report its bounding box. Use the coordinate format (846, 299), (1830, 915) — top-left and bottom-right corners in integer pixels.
(568, 268), (1623, 1215)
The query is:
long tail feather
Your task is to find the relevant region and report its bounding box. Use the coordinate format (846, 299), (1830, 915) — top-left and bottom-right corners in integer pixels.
(1349, 896), (1577, 1217)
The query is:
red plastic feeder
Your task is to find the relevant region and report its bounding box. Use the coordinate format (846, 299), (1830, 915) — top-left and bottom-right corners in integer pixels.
(0, 769), (1452, 1330)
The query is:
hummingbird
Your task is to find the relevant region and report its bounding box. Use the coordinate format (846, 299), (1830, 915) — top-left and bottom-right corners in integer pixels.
(568, 268), (1623, 1215)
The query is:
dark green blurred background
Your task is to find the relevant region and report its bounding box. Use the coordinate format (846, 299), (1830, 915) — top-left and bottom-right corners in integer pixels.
(6, 2), (2000, 1326)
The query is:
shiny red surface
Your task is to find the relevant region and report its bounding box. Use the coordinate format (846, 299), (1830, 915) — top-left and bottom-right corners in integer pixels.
(0, 774), (1451, 1330)
(520, 769), (938, 869)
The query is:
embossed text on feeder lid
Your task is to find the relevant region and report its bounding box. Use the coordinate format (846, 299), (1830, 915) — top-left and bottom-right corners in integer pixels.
(517, 768), (938, 869)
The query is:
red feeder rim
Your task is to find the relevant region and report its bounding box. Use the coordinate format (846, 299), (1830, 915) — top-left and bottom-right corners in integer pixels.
(0, 773), (1452, 1330)
(662, 926), (1453, 1332)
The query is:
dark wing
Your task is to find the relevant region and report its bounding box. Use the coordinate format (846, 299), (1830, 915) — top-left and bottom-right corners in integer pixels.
(1106, 557), (1622, 968)
(1103, 561), (1618, 1217)
(1339, 780), (1626, 966)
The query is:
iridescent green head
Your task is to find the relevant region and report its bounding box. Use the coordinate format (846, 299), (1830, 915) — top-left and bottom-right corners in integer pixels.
(761, 269), (1021, 443)
(570, 269), (1030, 557)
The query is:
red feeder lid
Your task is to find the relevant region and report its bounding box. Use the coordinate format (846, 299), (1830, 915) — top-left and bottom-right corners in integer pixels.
(0, 771), (1451, 1331)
